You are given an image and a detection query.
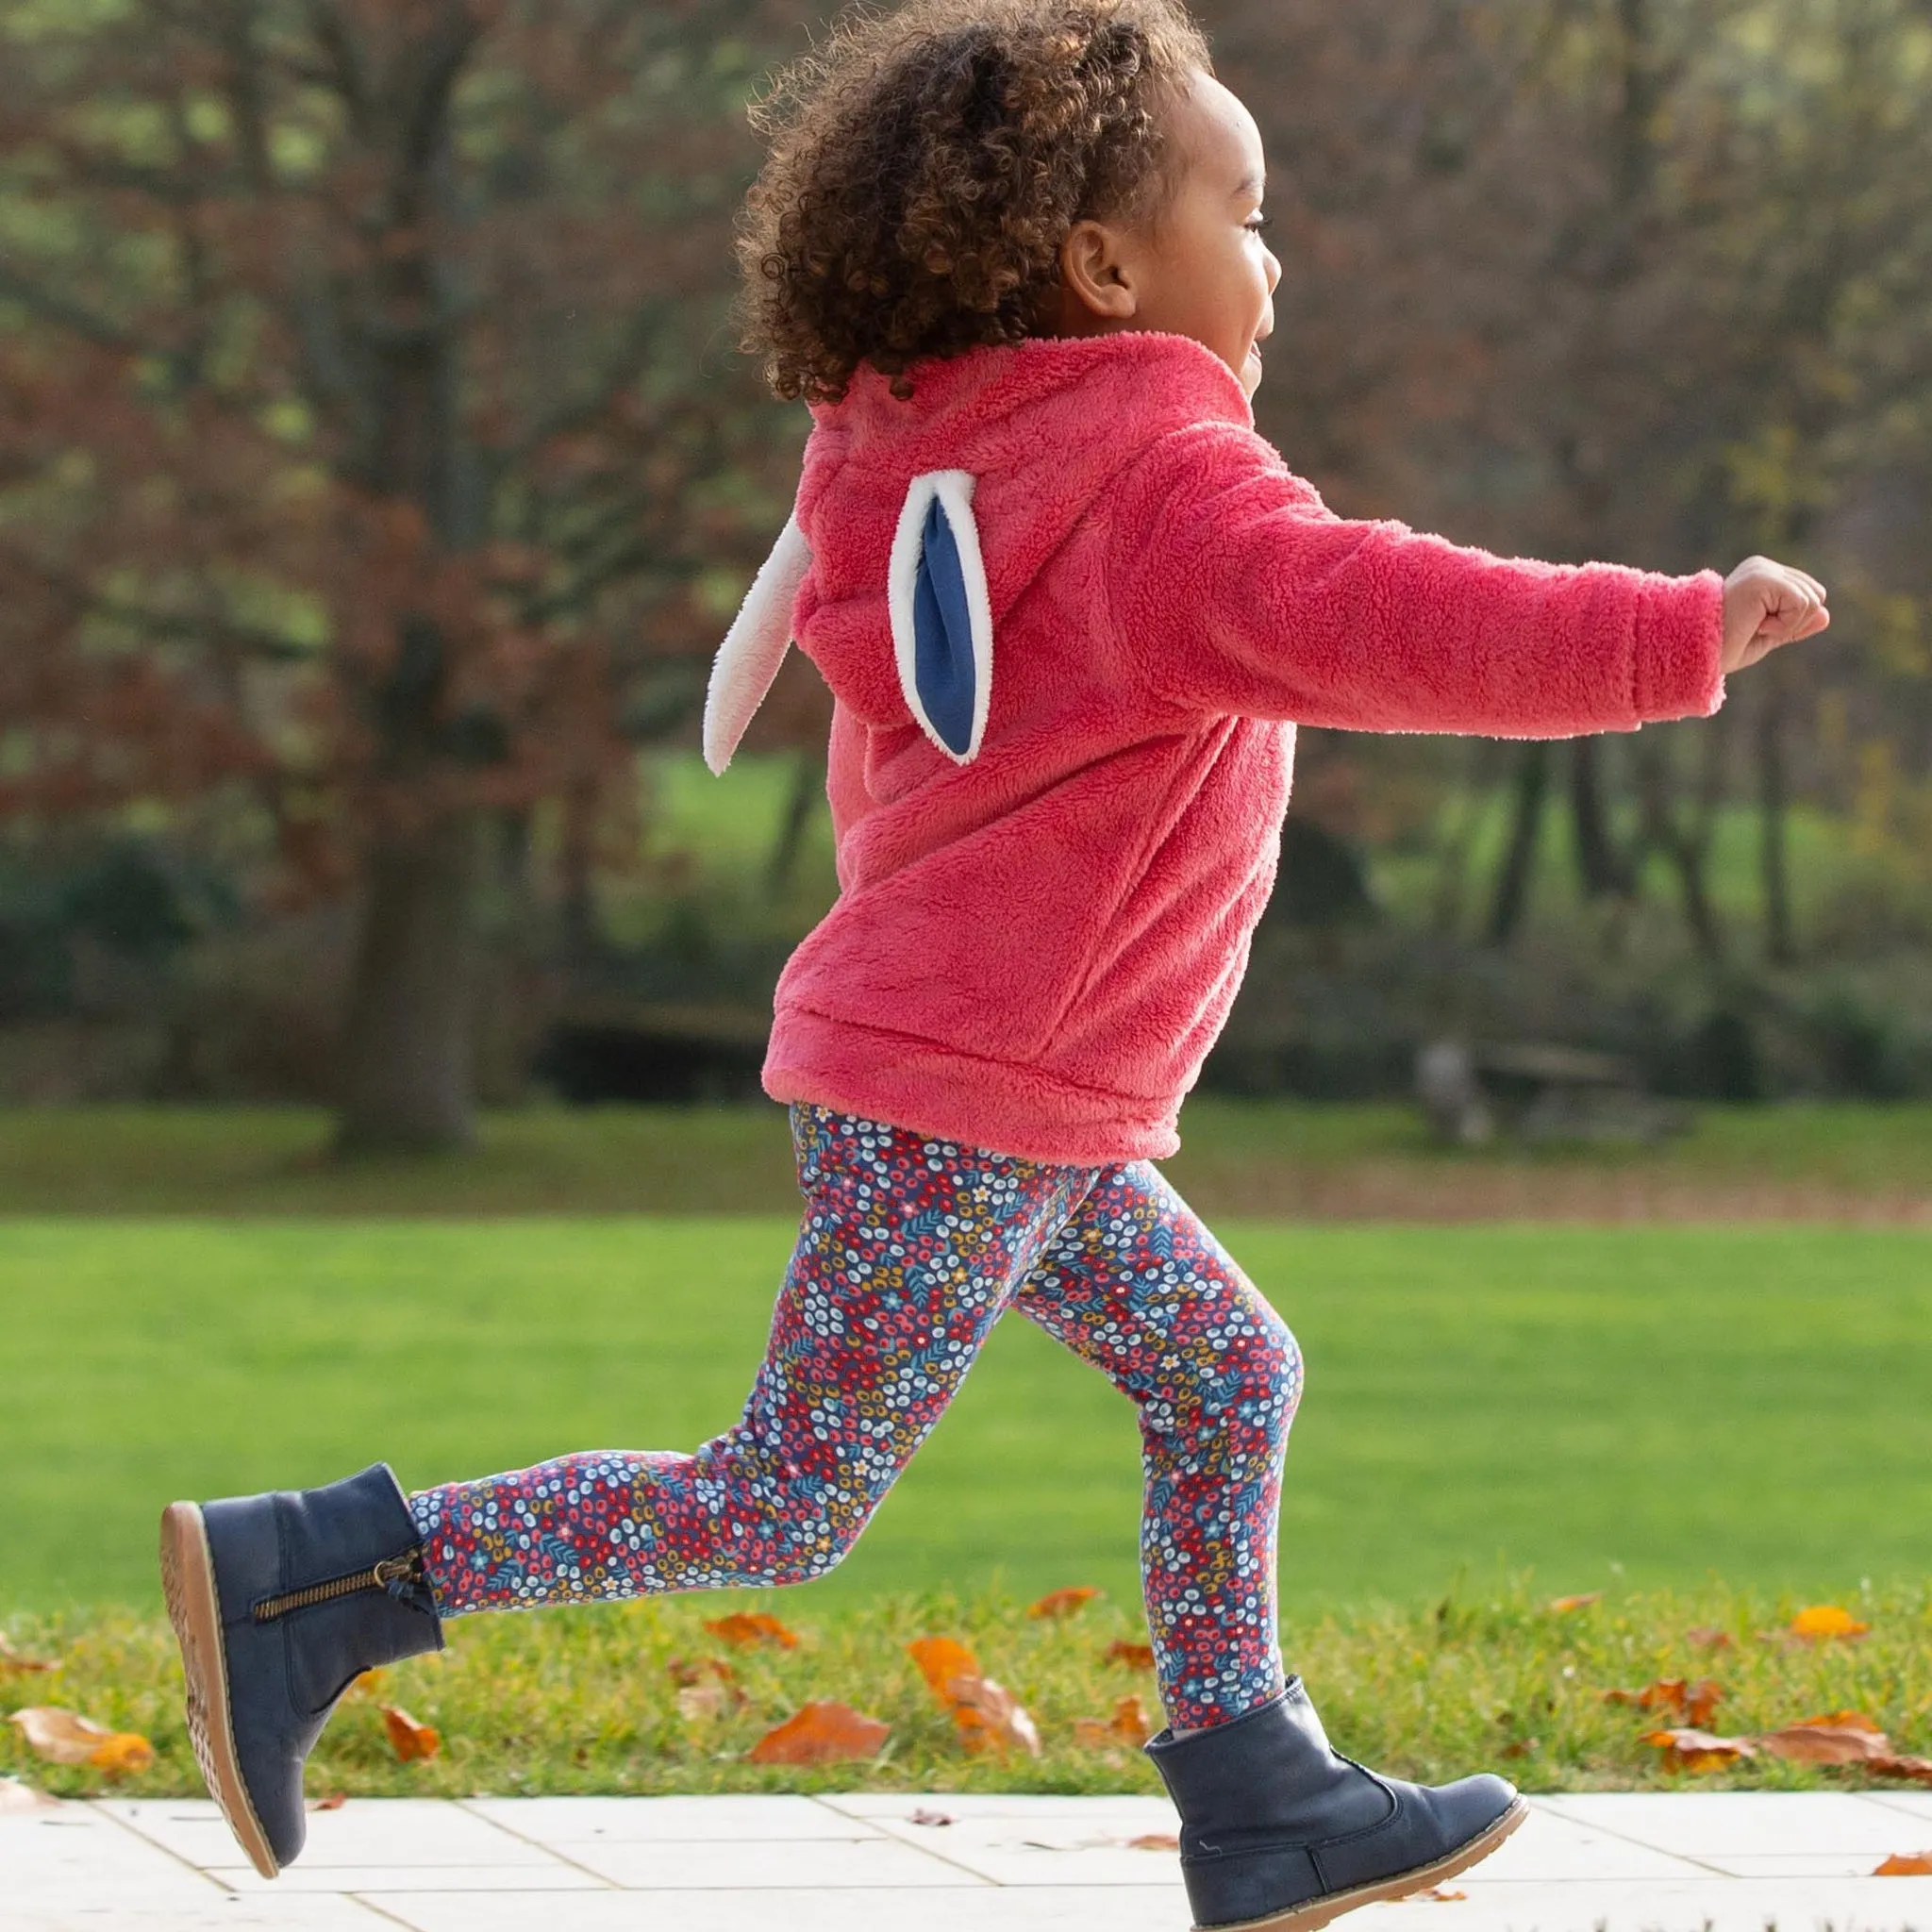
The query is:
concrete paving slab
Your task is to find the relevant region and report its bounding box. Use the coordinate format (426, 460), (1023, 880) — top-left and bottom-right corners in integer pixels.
(462, 1791), (891, 1842)
(551, 1831), (994, 1889)
(1356, 1875), (1932, 1931)
(1539, 1790), (1922, 1858)
(99, 1795), (558, 1870)
(375, 1887), (1193, 1932)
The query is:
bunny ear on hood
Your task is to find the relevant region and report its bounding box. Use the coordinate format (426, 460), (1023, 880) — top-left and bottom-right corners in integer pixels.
(701, 508), (813, 774)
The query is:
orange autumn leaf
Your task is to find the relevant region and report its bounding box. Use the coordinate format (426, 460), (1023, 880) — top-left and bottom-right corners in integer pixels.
(704, 1612), (799, 1650)
(746, 1700), (890, 1766)
(1787, 1605), (1870, 1642)
(908, 1635), (981, 1703)
(1875, 1853), (1932, 1876)
(1125, 1831), (1179, 1851)
(379, 1706), (441, 1762)
(343, 1670), (387, 1701)
(7, 1707), (154, 1774)
(1602, 1678), (1724, 1726)
(1028, 1587), (1101, 1620)
(947, 1672), (1042, 1757)
(1642, 1726), (1756, 1773)
(1074, 1695), (1154, 1750)
(0, 1633), (58, 1677)
(666, 1655), (739, 1688)
(1105, 1641), (1157, 1671)
(1871, 1754), (1932, 1787)
(1546, 1592), (1602, 1613)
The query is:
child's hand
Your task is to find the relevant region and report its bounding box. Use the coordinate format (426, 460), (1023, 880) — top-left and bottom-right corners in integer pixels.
(1722, 557), (1831, 674)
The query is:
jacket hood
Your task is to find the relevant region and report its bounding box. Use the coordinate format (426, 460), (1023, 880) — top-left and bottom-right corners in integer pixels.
(795, 330), (1254, 633)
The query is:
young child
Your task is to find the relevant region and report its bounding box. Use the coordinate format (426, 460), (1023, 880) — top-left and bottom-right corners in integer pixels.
(160, 2), (1830, 1925)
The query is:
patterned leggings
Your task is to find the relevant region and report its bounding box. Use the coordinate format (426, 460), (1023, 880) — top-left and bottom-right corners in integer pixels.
(408, 1104), (1303, 1730)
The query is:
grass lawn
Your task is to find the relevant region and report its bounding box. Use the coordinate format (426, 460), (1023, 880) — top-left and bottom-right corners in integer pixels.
(4, 1220), (1928, 1616)
(7, 1582), (1931, 1802)
(2, 1100), (1930, 1217)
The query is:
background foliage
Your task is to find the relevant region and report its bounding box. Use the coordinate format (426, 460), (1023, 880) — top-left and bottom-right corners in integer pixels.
(3, 0), (1931, 1135)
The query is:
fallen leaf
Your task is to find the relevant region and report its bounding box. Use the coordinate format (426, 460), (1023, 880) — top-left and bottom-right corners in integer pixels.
(746, 1700), (889, 1766)
(704, 1612), (799, 1650)
(666, 1655), (739, 1688)
(908, 1807), (955, 1826)
(1604, 1678), (1688, 1711)
(1602, 1678), (1724, 1726)
(947, 1672), (1042, 1757)
(1125, 1832), (1179, 1851)
(1786, 1605), (1870, 1642)
(1028, 1587), (1102, 1620)
(307, 1792), (347, 1812)
(1546, 1592), (1602, 1613)
(0, 1775), (58, 1813)
(1499, 1737), (1539, 1759)
(1799, 1709), (1886, 1734)
(1073, 1695), (1155, 1750)
(7, 1707), (154, 1774)
(1875, 1852), (1932, 1876)
(1871, 1755), (1932, 1787)
(1642, 1726), (1757, 1773)
(87, 1732), (156, 1776)
(905, 1635), (1040, 1757)
(379, 1706), (441, 1763)
(1686, 1679), (1724, 1727)
(908, 1635), (981, 1702)
(1105, 1641), (1157, 1671)
(1411, 1886), (1469, 1902)
(1757, 1717), (1890, 1766)
(343, 1669), (387, 1700)
(1685, 1626), (1734, 1652)
(0, 1633), (58, 1677)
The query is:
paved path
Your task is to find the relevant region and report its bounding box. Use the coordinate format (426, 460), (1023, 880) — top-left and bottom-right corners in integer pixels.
(6, 1790), (1932, 1930)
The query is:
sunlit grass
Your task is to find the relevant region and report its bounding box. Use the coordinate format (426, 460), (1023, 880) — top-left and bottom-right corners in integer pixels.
(6, 1579), (1929, 1799)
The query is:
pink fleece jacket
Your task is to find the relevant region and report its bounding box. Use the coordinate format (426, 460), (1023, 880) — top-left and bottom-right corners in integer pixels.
(749, 330), (1724, 1166)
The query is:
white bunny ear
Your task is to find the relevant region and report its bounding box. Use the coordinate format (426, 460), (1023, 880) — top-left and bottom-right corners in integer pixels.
(702, 510), (814, 774)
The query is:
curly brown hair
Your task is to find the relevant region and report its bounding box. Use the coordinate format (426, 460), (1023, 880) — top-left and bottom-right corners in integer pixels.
(734, 0), (1214, 404)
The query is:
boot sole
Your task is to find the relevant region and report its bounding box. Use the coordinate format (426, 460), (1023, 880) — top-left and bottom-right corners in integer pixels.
(160, 1501), (281, 1881)
(1195, 1794), (1529, 1932)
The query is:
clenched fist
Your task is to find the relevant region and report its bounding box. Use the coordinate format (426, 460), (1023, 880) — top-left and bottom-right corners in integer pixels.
(1723, 557), (1830, 674)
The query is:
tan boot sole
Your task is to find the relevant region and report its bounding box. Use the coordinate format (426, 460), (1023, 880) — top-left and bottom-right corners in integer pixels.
(1195, 1795), (1529, 1932)
(159, 1501), (280, 1880)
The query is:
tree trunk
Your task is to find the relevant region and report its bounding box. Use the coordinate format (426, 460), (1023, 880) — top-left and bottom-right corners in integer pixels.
(767, 751), (826, 896)
(1757, 660), (1796, 966)
(335, 812), (481, 1154)
(1569, 738), (1631, 899)
(1486, 741), (1552, 946)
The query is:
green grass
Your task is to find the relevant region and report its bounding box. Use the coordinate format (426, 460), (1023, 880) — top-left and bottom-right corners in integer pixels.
(4, 1220), (1928, 1616)
(2, 1100), (1930, 1215)
(6, 1580), (1930, 1800)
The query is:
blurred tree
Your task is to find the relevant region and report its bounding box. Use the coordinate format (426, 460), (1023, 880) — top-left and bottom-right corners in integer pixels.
(0, 0), (808, 1148)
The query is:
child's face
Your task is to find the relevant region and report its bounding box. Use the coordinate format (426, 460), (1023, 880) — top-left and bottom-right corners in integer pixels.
(1053, 69), (1281, 400)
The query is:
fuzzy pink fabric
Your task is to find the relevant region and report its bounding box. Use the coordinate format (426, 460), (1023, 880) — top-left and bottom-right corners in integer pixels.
(763, 330), (1725, 1164)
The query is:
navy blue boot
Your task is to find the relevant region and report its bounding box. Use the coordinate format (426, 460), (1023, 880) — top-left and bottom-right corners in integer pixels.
(1144, 1679), (1525, 1931)
(160, 1464), (442, 1878)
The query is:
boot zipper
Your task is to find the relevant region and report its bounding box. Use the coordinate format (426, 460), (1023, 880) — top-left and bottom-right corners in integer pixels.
(253, 1551), (422, 1624)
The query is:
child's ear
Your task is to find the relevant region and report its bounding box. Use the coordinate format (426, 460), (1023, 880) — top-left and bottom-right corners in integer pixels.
(1058, 219), (1139, 324)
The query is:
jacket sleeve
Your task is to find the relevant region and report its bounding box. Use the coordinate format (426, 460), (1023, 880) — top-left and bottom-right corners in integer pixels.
(1108, 422), (1726, 737)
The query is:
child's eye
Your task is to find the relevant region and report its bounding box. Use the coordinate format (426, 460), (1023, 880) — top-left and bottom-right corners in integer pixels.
(1245, 213), (1274, 234)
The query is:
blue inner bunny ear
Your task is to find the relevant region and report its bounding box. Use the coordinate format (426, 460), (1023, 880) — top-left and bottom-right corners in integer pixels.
(911, 495), (977, 758)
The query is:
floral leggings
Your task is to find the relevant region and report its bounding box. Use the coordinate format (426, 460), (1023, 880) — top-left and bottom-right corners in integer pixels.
(408, 1104), (1303, 1730)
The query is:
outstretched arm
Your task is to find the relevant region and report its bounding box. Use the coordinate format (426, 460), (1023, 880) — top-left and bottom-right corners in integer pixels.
(1110, 423), (1747, 738)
